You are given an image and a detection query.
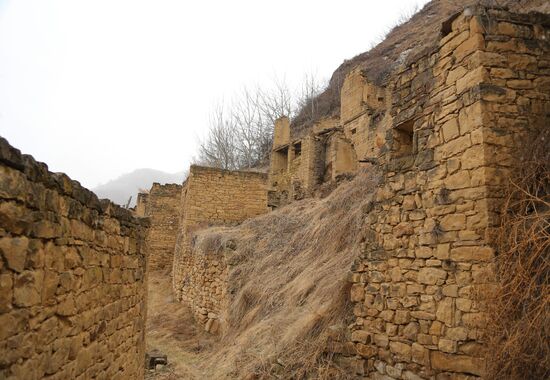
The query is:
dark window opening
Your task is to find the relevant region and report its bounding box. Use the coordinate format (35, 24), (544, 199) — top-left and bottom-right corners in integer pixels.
(293, 142), (302, 157)
(273, 146), (289, 172)
(393, 119), (414, 157)
(351, 128), (357, 135)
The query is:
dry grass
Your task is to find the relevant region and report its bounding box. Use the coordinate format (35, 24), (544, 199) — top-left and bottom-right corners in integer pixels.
(145, 271), (218, 380)
(485, 126), (550, 379)
(185, 169), (379, 379)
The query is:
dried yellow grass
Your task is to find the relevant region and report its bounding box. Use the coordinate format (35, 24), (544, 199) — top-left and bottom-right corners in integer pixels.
(190, 169), (379, 379)
(485, 126), (550, 379)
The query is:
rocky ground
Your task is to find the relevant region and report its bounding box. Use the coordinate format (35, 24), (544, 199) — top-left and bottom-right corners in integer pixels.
(145, 271), (217, 380)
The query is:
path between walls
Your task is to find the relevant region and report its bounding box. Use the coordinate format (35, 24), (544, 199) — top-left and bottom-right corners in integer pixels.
(145, 271), (217, 380)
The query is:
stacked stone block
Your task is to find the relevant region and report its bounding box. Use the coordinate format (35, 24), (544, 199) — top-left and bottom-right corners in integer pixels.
(0, 137), (149, 379)
(172, 165), (267, 333)
(139, 183), (181, 271)
(345, 6), (549, 379)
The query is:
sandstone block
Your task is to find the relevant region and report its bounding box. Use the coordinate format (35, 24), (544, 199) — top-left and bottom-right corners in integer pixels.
(356, 343), (377, 358)
(415, 247), (432, 259)
(394, 310), (410, 325)
(351, 330), (371, 344)
(441, 118), (460, 142)
(440, 214), (466, 231)
(456, 298), (472, 312)
(14, 270), (42, 307)
(350, 284), (365, 302)
(418, 267), (447, 285)
(411, 342), (430, 365)
(444, 171), (470, 190)
(0, 273), (13, 312)
(436, 297), (454, 327)
(438, 338), (457, 353)
(389, 341), (411, 361)
(374, 334), (389, 348)
(450, 246), (494, 262)
(0, 236), (28, 272)
(431, 351), (485, 376)
(386, 365), (402, 378)
(403, 322), (419, 341)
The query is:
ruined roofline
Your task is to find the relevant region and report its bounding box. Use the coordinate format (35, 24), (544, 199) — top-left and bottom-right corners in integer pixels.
(190, 164), (268, 178)
(0, 136), (149, 227)
(150, 182), (183, 189)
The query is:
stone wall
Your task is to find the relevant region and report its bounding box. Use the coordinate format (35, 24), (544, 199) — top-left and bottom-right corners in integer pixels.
(135, 192), (148, 217)
(0, 138), (149, 379)
(172, 165), (267, 332)
(140, 183), (181, 271)
(268, 116), (357, 207)
(345, 6), (550, 379)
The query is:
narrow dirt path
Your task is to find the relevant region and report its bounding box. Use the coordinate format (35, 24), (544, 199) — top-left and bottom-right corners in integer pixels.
(145, 271), (217, 379)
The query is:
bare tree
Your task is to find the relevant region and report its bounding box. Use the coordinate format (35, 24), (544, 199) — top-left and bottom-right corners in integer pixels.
(195, 73), (325, 170)
(255, 76), (293, 125)
(196, 104), (238, 170)
(232, 87), (263, 168)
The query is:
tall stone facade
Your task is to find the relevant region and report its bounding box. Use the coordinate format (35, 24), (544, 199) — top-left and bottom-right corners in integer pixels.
(172, 165), (267, 333)
(137, 183), (182, 271)
(268, 116), (357, 207)
(0, 138), (149, 379)
(342, 6), (550, 379)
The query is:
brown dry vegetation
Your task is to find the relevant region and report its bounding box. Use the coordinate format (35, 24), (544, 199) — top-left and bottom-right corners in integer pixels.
(146, 271), (217, 379)
(485, 127), (550, 379)
(177, 169), (379, 379)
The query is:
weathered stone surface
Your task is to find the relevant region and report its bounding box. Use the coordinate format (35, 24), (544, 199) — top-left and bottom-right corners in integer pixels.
(352, 330), (372, 344)
(390, 341), (411, 361)
(0, 137), (148, 379)
(136, 183), (181, 271)
(172, 165), (268, 334)
(344, 7), (549, 379)
(0, 236), (28, 272)
(418, 267), (447, 285)
(431, 351), (485, 376)
(450, 246), (494, 262)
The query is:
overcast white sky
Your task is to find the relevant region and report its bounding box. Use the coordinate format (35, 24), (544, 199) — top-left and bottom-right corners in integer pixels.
(0, 0), (429, 189)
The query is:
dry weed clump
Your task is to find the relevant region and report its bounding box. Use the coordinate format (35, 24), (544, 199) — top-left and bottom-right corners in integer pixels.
(485, 126), (549, 380)
(190, 169), (379, 379)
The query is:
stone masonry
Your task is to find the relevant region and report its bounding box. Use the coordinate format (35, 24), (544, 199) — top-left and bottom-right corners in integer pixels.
(172, 165), (267, 333)
(136, 183), (182, 272)
(343, 6), (550, 379)
(0, 137), (149, 379)
(268, 116), (357, 207)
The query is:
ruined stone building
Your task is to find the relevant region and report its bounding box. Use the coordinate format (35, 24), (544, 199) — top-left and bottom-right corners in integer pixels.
(135, 183), (182, 271)
(172, 165), (267, 333)
(268, 115), (358, 207)
(333, 6), (548, 378)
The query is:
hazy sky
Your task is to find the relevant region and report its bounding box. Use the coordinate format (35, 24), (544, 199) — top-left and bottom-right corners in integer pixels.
(0, 0), (429, 189)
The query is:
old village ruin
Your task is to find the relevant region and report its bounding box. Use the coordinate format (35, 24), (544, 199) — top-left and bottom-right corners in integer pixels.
(1, 3), (549, 379)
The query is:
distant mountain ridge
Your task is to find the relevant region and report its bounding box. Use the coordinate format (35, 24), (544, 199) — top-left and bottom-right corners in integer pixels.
(93, 168), (186, 207)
